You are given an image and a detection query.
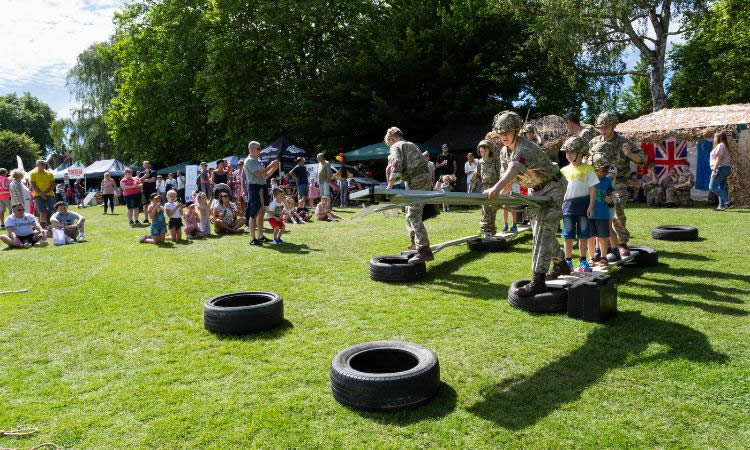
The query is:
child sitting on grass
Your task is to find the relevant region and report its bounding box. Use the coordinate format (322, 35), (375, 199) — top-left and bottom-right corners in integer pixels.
(196, 192), (211, 236)
(560, 136), (599, 273)
(266, 188), (288, 244)
(315, 195), (342, 222)
(283, 196), (306, 224)
(296, 198), (311, 222)
(164, 190), (183, 241)
(183, 201), (199, 239)
(140, 193), (166, 244)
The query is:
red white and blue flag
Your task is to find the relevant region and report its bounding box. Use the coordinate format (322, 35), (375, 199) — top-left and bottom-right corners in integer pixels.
(639, 140), (688, 180)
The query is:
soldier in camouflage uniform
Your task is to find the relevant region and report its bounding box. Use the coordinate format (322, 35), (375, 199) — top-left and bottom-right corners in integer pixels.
(587, 111), (647, 260)
(472, 139), (502, 234)
(564, 111), (599, 143)
(665, 161), (694, 206)
(385, 127), (434, 263)
(485, 111), (569, 295)
(641, 163), (664, 206)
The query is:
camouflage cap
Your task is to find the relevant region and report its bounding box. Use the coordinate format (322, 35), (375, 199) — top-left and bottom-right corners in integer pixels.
(492, 111), (523, 133)
(476, 139), (495, 153)
(590, 152), (612, 170)
(595, 111), (619, 127)
(521, 123), (537, 135)
(560, 136), (588, 155)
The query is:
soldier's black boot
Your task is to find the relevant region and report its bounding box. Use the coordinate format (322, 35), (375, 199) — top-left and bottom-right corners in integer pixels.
(546, 258), (572, 281)
(518, 272), (547, 296)
(409, 246), (434, 264)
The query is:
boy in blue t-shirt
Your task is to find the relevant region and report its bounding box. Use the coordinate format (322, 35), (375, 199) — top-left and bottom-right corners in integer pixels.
(559, 136), (599, 272)
(588, 153), (615, 267)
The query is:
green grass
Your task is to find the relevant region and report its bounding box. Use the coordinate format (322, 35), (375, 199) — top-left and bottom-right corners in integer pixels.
(1, 203), (748, 448)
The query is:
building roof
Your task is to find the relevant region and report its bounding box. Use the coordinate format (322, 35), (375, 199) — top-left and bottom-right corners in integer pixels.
(617, 104), (750, 142)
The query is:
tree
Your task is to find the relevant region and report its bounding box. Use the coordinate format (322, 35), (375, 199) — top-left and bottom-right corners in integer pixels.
(618, 57), (653, 120)
(0, 130), (41, 170)
(0, 92), (55, 152)
(669, 0), (750, 107)
(531, 0), (710, 112)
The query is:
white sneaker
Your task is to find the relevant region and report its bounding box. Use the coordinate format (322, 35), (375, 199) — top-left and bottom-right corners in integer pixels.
(76, 235), (85, 242)
(65, 237), (75, 244)
(23, 242), (32, 249)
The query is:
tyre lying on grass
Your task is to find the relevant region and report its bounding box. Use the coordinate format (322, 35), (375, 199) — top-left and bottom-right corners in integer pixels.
(330, 341), (440, 411)
(467, 236), (508, 252)
(623, 245), (659, 267)
(204, 291), (283, 335)
(507, 280), (568, 313)
(369, 255), (426, 282)
(651, 225), (698, 241)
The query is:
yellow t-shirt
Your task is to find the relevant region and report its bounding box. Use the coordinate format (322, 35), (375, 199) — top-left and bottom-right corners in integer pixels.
(29, 168), (54, 197)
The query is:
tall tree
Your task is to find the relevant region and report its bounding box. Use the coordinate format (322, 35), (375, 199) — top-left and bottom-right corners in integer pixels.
(0, 92), (55, 152)
(618, 57), (653, 120)
(0, 130), (41, 170)
(531, 0), (709, 112)
(669, 0), (750, 107)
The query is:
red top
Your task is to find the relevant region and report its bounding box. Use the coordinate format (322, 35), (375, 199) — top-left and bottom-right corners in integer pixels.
(120, 177), (141, 196)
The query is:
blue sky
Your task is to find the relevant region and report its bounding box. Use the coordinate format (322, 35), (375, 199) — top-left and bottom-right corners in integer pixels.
(0, 0), (127, 119)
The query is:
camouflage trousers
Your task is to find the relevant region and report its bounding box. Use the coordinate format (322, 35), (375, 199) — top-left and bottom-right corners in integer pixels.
(645, 186), (665, 207)
(612, 182), (630, 244)
(406, 174), (432, 248)
(529, 180), (566, 274)
(480, 205), (497, 231)
(666, 187), (692, 206)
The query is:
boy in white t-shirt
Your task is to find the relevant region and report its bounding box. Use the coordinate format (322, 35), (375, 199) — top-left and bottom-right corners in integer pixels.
(50, 201), (86, 243)
(559, 136), (599, 273)
(1, 203), (48, 248)
(266, 188), (287, 244)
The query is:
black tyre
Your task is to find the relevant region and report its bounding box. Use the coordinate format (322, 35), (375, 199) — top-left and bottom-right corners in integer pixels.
(651, 225), (698, 241)
(507, 280), (568, 313)
(204, 291), (283, 335)
(467, 236), (508, 252)
(623, 245), (659, 267)
(369, 255), (426, 282)
(330, 341), (440, 411)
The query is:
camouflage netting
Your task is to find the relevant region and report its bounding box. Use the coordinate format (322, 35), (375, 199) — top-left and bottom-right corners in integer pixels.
(529, 115), (569, 153)
(617, 104), (750, 208)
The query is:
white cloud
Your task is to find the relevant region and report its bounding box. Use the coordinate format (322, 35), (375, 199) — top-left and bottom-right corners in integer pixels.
(0, 0), (127, 116)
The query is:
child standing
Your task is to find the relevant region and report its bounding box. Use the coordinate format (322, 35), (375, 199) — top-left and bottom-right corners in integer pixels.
(140, 193), (166, 244)
(164, 190), (183, 241)
(266, 188), (287, 244)
(183, 201), (199, 239)
(473, 140), (502, 234)
(588, 153), (614, 267)
(196, 192), (211, 236)
(559, 136), (599, 273)
(435, 175), (454, 212)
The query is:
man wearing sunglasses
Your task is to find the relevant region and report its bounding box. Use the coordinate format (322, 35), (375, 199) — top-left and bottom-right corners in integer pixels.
(1, 203), (48, 248)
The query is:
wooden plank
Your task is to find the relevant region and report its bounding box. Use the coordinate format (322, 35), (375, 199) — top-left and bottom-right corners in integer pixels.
(545, 251), (639, 288)
(431, 235), (482, 253)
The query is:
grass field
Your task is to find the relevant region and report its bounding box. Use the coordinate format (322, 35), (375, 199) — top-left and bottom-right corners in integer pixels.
(1, 203), (749, 448)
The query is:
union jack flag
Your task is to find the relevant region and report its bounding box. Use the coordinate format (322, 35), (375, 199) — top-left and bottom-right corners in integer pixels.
(653, 140), (688, 180)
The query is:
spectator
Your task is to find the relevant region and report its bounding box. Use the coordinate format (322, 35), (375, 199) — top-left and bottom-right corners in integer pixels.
(435, 175), (454, 212)
(212, 160), (229, 190)
(642, 164), (664, 207)
(316, 153), (332, 199)
(627, 172), (641, 202)
(120, 168), (143, 226)
(138, 161), (157, 222)
(336, 164), (349, 207)
(55, 181), (65, 203)
(0, 168), (10, 228)
(315, 195), (342, 222)
(308, 180), (318, 208)
(283, 196), (306, 224)
(116, 185), (124, 207)
(423, 152), (436, 186)
(176, 171), (186, 202)
(100, 172), (116, 214)
(296, 198), (311, 222)
(66, 184), (73, 205)
(666, 161), (694, 207)
(165, 173), (177, 194)
(465, 152), (478, 193)
(244, 141), (280, 246)
(140, 193), (166, 245)
(164, 190), (184, 241)
(266, 188), (289, 243)
(74, 178), (86, 208)
(213, 192), (243, 234)
(197, 162), (210, 197)
(290, 157), (309, 205)
(9, 170), (29, 212)
(183, 201), (199, 239)
(29, 160), (55, 226)
(709, 131), (732, 211)
(1, 203), (47, 248)
(231, 160), (247, 215)
(195, 192), (211, 236)
(436, 144), (456, 179)
(156, 175), (167, 199)
(50, 201), (86, 243)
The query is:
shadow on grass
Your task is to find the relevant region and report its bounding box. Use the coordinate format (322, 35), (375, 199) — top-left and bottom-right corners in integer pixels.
(355, 382), (457, 426)
(657, 250), (712, 261)
(613, 264), (748, 315)
(419, 251), (506, 301)
(213, 319), (294, 341)
(469, 311), (728, 430)
(262, 242), (321, 254)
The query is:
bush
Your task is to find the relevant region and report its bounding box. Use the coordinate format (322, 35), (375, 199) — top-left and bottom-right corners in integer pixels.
(0, 130), (41, 171)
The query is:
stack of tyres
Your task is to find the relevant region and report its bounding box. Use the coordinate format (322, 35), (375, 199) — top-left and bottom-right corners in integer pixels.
(567, 274), (617, 323)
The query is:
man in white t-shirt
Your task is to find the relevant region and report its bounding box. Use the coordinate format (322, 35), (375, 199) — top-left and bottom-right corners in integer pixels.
(465, 152), (478, 192)
(1, 203), (48, 248)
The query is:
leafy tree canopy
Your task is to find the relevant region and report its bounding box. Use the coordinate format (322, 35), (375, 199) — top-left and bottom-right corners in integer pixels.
(0, 92), (55, 152)
(0, 130), (42, 170)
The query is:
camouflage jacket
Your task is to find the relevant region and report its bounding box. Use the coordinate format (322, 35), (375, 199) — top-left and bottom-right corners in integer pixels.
(641, 172), (660, 190)
(387, 140), (430, 185)
(588, 132), (645, 182)
(474, 155), (502, 190)
(578, 125), (599, 143)
(506, 136), (561, 190)
(674, 171), (694, 190)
